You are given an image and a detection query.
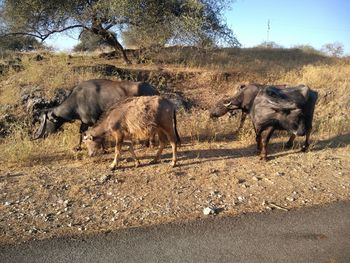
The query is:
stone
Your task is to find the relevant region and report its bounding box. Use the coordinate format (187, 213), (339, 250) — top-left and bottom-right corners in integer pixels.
(203, 207), (216, 215)
(237, 196), (245, 202)
(99, 174), (112, 184)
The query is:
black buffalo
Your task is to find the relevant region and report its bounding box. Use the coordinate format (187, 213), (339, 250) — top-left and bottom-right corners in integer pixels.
(251, 85), (318, 160)
(209, 84), (317, 160)
(209, 84), (286, 130)
(34, 79), (159, 149)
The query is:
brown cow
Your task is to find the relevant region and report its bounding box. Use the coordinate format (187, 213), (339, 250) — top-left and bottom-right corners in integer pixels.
(83, 96), (180, 170)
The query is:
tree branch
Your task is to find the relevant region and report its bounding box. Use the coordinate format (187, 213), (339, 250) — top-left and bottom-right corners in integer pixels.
(3, 24), (86, 42)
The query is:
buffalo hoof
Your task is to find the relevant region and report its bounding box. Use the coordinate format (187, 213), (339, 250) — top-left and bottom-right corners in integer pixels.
(259, 156), (268, 162)
(285, 142), (293, 149)
(74, 146), (82, 151)
(301, 145), (309, 152)
(171, 161), (176, 167)
(135, 161), (141, 168)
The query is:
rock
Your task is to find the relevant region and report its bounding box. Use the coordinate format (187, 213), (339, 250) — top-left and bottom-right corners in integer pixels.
(99, 174), (112, 184)
(203, 207), (216, 215)
(238, 178), (246, 184)
(29, 227), (38, 234)
(210, 190), (220, 196)
(263, 178), (274, 184)
(44, 213), (55, 222)
(286, 197), (295, 202)
(63, 200), (72, 207)
(275, 172), (285, 176)
(237, 196), (245, 203)
(252, 176), (262, 181)
(4, 201), (12, 206)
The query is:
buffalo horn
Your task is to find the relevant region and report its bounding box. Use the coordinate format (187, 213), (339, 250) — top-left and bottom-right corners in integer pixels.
(32, 113), (47, 140)
(223, 101), (232, 108)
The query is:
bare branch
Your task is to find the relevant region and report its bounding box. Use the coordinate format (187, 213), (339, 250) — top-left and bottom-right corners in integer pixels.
(2, 24), (86, 42)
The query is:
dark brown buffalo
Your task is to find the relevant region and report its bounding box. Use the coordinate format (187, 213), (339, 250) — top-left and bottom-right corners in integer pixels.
(209, 84), (286, 130)
(34, 79), (159, 149)
(83, 96), (180, 169)
(209, 84), (318, 160)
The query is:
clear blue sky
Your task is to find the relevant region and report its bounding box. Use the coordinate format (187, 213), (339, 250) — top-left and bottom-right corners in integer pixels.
(47, 0), (350, 55)
(226, 0), (350, 54)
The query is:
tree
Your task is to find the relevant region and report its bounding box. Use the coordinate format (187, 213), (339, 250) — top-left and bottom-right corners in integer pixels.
(255, 41), (284, 49)
(73, 30), (106, 52)
(0, 35), (44, 51)
(292, 44), (323, 56)
(321, 42), (344, 57)
(0, 0), (239, 63)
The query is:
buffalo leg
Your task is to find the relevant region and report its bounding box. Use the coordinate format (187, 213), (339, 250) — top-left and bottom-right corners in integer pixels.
(285, 134), (296, 149)
(150, 132), (166, 165)
(256, 132), (262, 153)
(238, 112), (247, 131)
(301, 130), (311, 152)
(127, 142), (140, 167)
(163, 127), (177, 167)
(110, 137), (123, 170)
(75, 123), (89, 151)
(260, 127), (275, 161)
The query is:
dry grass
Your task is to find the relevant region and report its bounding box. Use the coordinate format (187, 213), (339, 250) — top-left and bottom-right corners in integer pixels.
(0, 122), (80, 165)
(0, 48), (349, 165)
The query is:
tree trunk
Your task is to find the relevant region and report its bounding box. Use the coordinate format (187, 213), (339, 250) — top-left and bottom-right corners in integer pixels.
(90, 26), (131, 64)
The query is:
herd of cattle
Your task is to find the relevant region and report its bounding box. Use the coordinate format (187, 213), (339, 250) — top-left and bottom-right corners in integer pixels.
(33, 79), (317, 169)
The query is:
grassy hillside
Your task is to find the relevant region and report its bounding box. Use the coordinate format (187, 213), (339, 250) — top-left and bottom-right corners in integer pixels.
(0, 47), (349, 164)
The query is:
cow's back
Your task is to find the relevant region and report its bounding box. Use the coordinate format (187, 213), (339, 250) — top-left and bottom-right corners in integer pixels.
(104, 96), (174, 138)
(73, 79), (158, 124)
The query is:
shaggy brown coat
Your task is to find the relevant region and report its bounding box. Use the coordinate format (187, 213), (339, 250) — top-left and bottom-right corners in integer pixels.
(83, 96), (180, 169)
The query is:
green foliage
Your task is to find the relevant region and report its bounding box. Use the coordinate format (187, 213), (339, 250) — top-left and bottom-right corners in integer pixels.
(292, 44), (323, 56)
(73, 31), (106, 52)
(1, 0), (239, 60)
(0, 35), (44, 51)
(255, 41), (284, 49)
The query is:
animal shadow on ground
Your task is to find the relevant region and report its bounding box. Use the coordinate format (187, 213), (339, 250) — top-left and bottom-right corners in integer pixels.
(22, 133), (349, 168)
(173, 133), (350, 166)
(268, 133), (350, 160)
(103, 132), (350, 169)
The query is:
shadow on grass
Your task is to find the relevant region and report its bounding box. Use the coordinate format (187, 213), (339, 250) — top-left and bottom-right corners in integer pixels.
(18, 133), (350, 167)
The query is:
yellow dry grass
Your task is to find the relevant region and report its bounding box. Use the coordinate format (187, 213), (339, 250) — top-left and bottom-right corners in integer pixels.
(0, 48), (349, 165)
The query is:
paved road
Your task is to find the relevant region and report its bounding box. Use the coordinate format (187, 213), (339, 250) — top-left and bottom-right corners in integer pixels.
(1, 201), (349, 263)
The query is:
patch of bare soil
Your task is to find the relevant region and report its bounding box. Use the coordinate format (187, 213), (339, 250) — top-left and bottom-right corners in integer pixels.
(0, 134), (349, 245)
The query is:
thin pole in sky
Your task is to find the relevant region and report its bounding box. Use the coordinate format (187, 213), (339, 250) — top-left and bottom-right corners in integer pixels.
(267, 19), (270, 44)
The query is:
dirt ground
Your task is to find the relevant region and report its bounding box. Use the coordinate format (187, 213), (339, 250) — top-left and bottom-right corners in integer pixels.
(1, 133), (349, 245)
